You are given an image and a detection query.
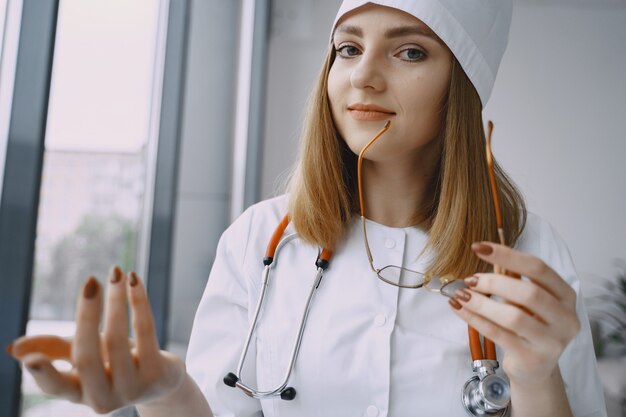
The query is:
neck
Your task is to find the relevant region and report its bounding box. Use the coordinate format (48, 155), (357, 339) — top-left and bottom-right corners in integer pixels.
(359, 147), (440, 229)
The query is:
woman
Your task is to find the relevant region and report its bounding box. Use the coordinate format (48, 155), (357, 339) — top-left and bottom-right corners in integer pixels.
(7, 1), (606, 416)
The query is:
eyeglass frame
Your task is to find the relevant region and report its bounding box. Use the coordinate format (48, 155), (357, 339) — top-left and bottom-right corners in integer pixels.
(356, 120), (506, 290)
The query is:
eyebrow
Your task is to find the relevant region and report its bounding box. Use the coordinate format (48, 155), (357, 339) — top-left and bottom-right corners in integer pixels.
(334, 24), (443, 45)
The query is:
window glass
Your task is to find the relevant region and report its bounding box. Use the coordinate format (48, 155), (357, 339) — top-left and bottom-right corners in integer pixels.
(0, 0), (19, 200)
(21, 0), (166, 415)
(0, 0), (6, 55)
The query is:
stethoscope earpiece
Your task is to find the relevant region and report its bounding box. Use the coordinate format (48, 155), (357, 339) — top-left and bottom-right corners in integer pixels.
(223, 372), (239, 388)
(280, 387), (297, 401)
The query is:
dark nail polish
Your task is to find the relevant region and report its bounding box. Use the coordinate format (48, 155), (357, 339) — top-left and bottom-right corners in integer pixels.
(110, 266), (122, 283)
(455, 289), (472, 302)
(26, 363), (41, 372)
(472, 242), (493, 256)
(448, 298), (462, 310)
(464, 276), (479, 287)
(129, 272), (138, 287)
(6, 343), (14, 356)
(83, 277), (99, 299)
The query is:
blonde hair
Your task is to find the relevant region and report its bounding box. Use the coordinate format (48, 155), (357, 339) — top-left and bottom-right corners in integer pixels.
(287, 46), (526, 277)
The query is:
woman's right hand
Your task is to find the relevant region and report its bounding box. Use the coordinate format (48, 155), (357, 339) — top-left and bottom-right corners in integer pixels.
(7, 267), (187, 414)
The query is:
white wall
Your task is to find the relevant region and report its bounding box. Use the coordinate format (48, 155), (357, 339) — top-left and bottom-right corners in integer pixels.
(261, 1), (626, 289)
(260, 0), (341, 197)
(483, 4), (626, 288)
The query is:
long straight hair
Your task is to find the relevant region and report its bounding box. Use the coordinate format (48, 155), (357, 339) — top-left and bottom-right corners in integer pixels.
(287, 47), (526, 277)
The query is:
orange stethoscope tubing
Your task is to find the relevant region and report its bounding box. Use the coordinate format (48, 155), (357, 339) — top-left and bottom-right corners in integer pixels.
(469, 120), (500, 362)
(468, 121), (522, 362)
(264, 214), (333, 265)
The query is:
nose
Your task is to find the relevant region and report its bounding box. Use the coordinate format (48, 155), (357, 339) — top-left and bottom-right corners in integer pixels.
(349, 53), (386, 91)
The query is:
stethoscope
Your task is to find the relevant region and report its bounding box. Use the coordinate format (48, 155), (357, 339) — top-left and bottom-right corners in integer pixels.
(224, 121), (513, 416)
(223, 214), (332, 401)
(224, 214), (510, 415)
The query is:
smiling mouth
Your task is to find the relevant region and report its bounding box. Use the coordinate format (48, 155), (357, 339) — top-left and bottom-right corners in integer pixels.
(348, 109), (396, 121)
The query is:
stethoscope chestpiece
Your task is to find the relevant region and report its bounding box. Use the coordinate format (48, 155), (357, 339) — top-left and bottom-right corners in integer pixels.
(462, 360), (510, 416)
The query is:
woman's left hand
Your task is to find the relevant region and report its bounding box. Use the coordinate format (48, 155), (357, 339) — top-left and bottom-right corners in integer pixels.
(450, 241), (581, 386)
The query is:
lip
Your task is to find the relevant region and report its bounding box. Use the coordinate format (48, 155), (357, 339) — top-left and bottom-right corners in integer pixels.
(348, 103), (395, 113)
(347, 103), (396, 122)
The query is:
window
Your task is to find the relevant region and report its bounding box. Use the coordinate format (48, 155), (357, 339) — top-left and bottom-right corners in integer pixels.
(21, 1), (168, 415)
(0, 0), (20, 199)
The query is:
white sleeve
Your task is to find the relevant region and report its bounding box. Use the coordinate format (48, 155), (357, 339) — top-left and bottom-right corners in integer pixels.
(533, 218), (608, 417)
(185, 207), (263, 417)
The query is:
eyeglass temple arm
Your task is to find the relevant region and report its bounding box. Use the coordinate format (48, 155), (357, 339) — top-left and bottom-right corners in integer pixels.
(473, 121), (525, 362)
(361, 218), (376, 271)
(486, 121), (506, 248)
(467, 121), (499, 362)
(357, 121), (391, 273)
(469, 122), (502, 362)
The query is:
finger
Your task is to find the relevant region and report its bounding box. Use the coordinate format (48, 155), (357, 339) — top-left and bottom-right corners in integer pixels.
(73, 277), (112, 406)
(471, 242), (575, 303)
(103, 266), (137, 398)
(449, 298), (528, 355)
(454, 289), (547, 344)
(20, 352), (82, 403)
(467, 273), (571, 326)
(127, 272), (161, 367)
(9, 335), (71, 361)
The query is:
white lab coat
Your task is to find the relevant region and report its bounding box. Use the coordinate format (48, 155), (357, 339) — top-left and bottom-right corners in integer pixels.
(186, 195), (607, 417)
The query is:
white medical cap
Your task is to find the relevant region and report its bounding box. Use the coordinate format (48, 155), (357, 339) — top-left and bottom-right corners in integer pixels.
(330, 0), (513, 108)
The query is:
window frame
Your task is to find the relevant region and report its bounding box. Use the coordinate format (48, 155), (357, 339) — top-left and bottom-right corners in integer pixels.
(0, 1), (59, 415)
(0, 1), (190, 416)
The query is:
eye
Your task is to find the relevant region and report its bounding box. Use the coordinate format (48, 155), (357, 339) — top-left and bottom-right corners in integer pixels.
(336, 44), (361, 58)
(396, 47), (426, 62)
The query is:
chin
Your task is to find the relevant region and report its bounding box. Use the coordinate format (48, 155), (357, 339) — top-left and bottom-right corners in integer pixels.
(339, 122), (393, 152)
(341, 133), (378, 156)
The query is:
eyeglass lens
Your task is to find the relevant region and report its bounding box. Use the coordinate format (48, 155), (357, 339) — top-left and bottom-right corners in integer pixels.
(378, 265), (427, 288)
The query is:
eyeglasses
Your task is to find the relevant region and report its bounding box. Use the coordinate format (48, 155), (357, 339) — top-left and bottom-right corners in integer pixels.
(356, 120), (507, 289)
(485, 121), (516, 277)
(356, 121), (432, 288)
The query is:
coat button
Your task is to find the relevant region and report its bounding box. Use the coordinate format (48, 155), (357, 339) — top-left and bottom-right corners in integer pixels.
(366, 405), (379, 417)
(374, 314), (386, 327)
(384, 238), (395, 249)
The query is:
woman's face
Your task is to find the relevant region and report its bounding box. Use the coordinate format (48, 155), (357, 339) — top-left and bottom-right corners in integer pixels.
(328, 4), (453, 163)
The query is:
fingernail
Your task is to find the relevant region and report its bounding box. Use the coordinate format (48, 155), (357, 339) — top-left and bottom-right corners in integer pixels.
(471, 242), (493, 256)
(448, 298), (462, 310)
(110, 266), (122, 283)
(6, 343), (14, 356)
(129, 272), (138, 287)
(455, 289), (472, 302)
(26, 363), (41, 372)
(83, 277), (99, 299)
(464, 276), (479, 287)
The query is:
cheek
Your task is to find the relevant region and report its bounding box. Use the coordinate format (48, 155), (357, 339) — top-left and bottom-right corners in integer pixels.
(399, 73), (448, 127)
(327, 66), (348, 136)
(402, 73), (447, 111)
(327, 67), (343, 114)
